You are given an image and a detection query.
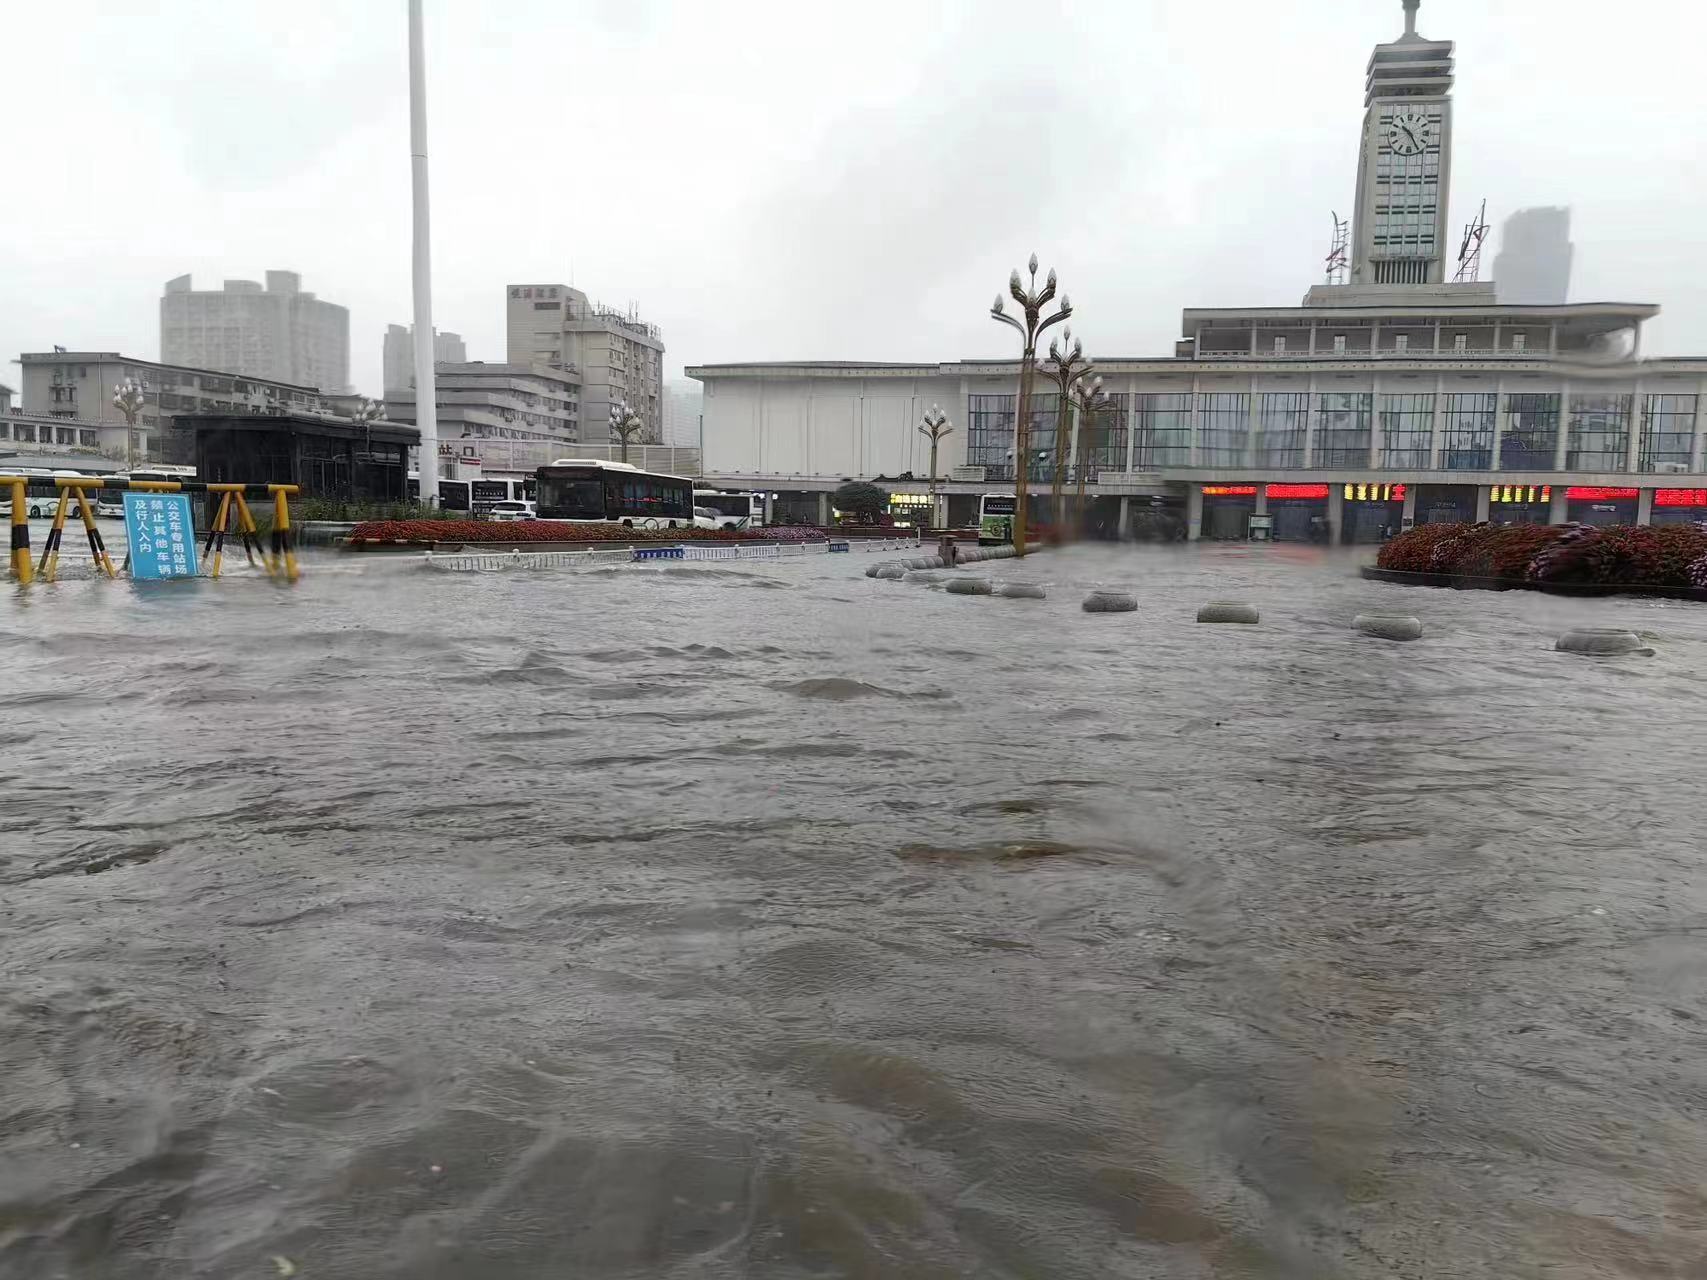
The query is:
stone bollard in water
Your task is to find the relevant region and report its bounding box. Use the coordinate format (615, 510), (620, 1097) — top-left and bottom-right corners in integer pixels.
(1197, 601), (1259, 624)
(1556, 628), (1653, 656)
(944, 578), (993, 596)
(998, 583), (1046, 599)
(1082, 590), (1137, 613)
(1353, 613), (1422, 641)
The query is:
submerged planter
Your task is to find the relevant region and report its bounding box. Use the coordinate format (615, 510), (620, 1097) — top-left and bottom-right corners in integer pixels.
(1353, 613), (1423, 641)
(1555, 628), (1654, 656)
(874, 565), (907, 580)
(1197, 601), (1260, 624)
(1082, 590), (1138, 613)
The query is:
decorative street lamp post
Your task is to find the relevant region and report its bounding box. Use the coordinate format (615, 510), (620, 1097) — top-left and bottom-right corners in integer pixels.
(1072, 374), (1110, 534)
(609, 399), (644, 464)
(1043, 328), (1093, 536)
(989, 254), (1071, 557)
(113, 378), (146, 469)
(917, 404), (952, 530)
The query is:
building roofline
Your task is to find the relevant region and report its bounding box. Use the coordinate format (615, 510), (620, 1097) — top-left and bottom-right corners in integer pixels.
(1183, 302), (1661, 321)
(16, 351), (325, 394)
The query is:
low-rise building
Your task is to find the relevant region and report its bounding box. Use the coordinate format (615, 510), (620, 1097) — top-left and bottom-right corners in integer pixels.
(16, 351), (335, 464)
(385, 360), (581, 480)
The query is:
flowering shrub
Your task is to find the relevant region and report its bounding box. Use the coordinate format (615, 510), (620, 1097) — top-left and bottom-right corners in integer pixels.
(1378, 522), (1707, 589)
(348, 520), (761, 544)
(754, 525), (830, 541)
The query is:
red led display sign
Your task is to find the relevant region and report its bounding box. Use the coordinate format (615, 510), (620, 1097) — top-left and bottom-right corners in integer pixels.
(1564, 486), (1638, 501)
(1201, 485), (1257, 496)
(1266, 483), (1330, 499)
(1654, 489), (1707, 508)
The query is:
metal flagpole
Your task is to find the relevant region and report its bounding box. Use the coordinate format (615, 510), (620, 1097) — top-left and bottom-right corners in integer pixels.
(408, 0), (439, 506)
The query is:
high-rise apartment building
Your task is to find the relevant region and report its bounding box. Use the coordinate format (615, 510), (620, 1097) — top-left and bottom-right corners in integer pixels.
(505, 284), (664, 444)
(1493, 207), (1573, 305)
(661, 380), (703, 447)
(161, 270), (350, 394)
(382, 324), (467, 397)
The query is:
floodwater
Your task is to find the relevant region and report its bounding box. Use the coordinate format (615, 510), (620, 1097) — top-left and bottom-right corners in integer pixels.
(3, 543), (1705, 1279)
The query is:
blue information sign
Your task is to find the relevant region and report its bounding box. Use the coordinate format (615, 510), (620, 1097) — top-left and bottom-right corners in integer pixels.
(123, 492), (199, 580)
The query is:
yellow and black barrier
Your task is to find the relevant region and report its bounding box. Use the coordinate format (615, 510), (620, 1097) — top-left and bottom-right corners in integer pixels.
(2, 476), (302, 585)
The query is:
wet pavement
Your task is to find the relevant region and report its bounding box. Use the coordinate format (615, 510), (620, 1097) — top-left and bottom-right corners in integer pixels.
(2, 542), (1704, 1278)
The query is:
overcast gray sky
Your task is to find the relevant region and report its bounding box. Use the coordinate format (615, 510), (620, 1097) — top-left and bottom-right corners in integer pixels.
(6, 0), (1706, 395)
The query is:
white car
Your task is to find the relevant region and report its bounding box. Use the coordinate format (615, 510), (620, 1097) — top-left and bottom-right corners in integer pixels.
(692, 506), (724, 530)
(488, 499), (536, 522)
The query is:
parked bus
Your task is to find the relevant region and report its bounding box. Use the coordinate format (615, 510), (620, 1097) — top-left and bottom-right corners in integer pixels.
(406, 474), (475, 513)
(471, 476), (535, 514)
(978, 493), (1016, 544)
(692, 489), (765, 530)
(0, 468), (98, 519)
(97, 467), (197, 518)
(535, 459), (693, 529)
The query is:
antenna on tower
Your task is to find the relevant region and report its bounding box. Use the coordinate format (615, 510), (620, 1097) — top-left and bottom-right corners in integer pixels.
(1454, 199), (1489, 283)
(1324, 212), (1349, 285)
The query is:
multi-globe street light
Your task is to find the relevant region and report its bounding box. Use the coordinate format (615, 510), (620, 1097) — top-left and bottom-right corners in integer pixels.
(1043, 327), (1093, 534)
(917, 404), (952, 529)
(113, 378), (146, 469)
(1071, 374), (1110, 535)
(989, 254), (1071, 557)
(609, 399), (644, 464)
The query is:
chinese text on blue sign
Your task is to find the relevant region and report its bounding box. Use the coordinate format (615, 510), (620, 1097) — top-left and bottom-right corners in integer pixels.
(123, 493), (199, 580)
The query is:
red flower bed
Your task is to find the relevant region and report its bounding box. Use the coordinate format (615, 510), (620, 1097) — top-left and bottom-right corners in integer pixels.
(1377, 521), (1707, 588)
(348, 519), (761, 545)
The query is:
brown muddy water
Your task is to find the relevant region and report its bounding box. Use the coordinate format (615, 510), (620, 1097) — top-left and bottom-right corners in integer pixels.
(2, 543), (1704, 1279)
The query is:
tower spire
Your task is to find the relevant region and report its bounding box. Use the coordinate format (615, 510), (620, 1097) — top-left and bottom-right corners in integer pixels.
(1403, 0), (1420, 37)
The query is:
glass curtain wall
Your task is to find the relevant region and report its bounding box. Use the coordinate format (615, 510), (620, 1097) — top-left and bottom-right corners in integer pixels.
(1081, 393), (1129, 474)
(1637, 393), (1697, 472)
(1502, 394), (1560, 470)
(1313, 392), (1373, 468)
(1196, 393), (1251, 467)
(1133, 393), (1192, 468)
(1028, 394), (1059, 484)
(966, 394), (1015, 480)
(1378, 392), (1435, 469)
(1439, 393), (1496, 470)
(1566, 393), (1632, 472)
(1255, 392), (1309, 468)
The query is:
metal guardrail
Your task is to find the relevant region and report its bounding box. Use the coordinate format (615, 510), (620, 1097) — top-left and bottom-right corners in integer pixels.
(421, 534), (921, 574)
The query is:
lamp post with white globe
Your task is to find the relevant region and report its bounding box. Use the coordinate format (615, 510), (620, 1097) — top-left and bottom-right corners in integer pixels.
(917, 405), (952, 530)
(609, 399), (645, 465)
(113, 378), (146, 469)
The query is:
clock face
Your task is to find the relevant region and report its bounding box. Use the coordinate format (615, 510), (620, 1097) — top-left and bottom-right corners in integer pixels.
(1386, 111), (1432, 155)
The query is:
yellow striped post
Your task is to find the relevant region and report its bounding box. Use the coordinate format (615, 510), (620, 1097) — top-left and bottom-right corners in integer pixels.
(203, 492), (233, 579)
(270, 486), (299, 583)
(70, 485), (116, 578)
(8, 478), (31, 585)
(37, 489), (72, 582)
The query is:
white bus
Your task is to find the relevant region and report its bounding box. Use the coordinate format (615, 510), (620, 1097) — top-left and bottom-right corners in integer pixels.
(535, 459), (694, 529)
(692, 489), (765, 530)
(406, 474), (476, 513)
(470, 476), (535, 514)
(97, 467), (197, 518)
(0, 468), (98, 519)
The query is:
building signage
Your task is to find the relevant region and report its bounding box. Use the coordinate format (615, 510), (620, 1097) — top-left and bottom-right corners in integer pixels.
(888, 493), (933, 507)
(1564, 486), (1638, 501)
(1490, 485), (1553, 504)
(122, 492), (198, 580)
(1653, 489), (1707, 508)
(1266, 483), (1330, 500)
(1201, 485), (1257, 496)
(1342, 483), (1406, 502)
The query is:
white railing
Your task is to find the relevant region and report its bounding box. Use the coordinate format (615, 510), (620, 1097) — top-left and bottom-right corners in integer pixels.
(421, 532), (921, 573)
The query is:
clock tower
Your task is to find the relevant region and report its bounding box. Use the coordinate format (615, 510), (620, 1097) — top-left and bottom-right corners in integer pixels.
(1349, 0), (1455, 286)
